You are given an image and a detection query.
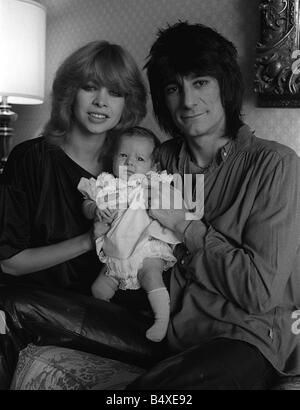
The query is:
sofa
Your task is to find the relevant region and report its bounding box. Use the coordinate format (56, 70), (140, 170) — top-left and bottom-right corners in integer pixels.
(9, 343), (300, 390)
(10, 344), (145, 390)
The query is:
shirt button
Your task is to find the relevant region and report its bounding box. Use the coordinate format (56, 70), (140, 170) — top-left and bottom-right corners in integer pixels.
(223, 151), (227, 157)
(180, 259), (185, 265)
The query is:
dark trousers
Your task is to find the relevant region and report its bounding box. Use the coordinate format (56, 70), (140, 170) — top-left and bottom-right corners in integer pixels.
(0, 285), (164, 390)
(127, 338), (277, 390)
(0, 285), (277, 390)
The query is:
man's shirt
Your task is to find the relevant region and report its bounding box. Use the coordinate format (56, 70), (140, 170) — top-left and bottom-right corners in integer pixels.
(159, 124), (300, 375)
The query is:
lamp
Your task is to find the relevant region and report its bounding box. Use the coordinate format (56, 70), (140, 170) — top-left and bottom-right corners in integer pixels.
(0, 0), (46, 170)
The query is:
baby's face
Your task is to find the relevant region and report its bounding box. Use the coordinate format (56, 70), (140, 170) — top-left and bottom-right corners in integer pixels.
(113, 135), (155, 179)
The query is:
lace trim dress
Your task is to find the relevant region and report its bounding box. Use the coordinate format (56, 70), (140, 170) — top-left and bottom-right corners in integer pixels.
(78, 172), (180, 290)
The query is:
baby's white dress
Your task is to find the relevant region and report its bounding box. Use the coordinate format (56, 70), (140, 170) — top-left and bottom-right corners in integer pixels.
(78, 172), (180, 290)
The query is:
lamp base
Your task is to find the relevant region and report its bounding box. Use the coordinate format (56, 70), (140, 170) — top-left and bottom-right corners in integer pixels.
(0, 96), (17, 172)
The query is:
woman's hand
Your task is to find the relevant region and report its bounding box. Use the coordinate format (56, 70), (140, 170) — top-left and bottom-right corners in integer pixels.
(93, 220), (111, 240)
(96, 208), (118, 224)
(83, 218), (112, 252)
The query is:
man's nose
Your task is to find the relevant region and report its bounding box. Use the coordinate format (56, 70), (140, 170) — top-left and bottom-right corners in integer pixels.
(182, 86), (197, 109)
(93, 88), (108, 107)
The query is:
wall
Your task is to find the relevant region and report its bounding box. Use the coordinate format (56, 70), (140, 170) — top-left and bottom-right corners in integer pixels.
(13, 0), (300, 155)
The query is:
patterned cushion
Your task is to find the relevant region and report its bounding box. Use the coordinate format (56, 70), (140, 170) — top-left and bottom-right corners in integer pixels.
(272, 376), (300, 390)
(10, 344), (300, 390)
(10, 344), (145, 390)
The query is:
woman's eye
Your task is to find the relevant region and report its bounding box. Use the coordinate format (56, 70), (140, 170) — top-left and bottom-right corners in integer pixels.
(82, 84), (97, 92)
(109, 89), (123, 97)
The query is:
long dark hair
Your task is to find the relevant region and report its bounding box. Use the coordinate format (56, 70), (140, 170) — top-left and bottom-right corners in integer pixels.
(145, 21), (244, 138)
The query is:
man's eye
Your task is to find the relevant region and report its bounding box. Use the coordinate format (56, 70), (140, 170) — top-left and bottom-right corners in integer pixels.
(164, 85), (178, 95)
(194, 79), (208, 88)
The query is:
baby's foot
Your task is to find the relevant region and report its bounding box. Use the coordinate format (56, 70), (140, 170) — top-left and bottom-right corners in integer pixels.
(146, 318), (168, 342)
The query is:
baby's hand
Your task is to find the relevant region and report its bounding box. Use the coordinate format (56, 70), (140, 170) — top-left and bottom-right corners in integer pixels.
(96, 208), (118, 224)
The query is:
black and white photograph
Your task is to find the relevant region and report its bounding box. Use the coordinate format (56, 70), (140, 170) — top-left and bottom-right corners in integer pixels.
(0, 0), (299, 395)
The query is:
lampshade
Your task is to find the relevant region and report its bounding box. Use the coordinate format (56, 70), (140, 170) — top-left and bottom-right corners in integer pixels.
(0, 0), (46, 105)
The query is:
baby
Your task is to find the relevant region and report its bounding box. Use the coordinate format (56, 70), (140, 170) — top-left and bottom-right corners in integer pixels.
(78, 126), (180, 342)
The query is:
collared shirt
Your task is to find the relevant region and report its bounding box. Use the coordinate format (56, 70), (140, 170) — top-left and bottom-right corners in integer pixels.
(158, 124), (300, 375)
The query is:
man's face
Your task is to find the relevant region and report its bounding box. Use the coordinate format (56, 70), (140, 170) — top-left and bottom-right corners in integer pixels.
(164, 74), (226, 139)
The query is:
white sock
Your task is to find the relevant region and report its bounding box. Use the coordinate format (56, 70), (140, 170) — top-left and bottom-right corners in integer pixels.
(146, 287), (170, 342)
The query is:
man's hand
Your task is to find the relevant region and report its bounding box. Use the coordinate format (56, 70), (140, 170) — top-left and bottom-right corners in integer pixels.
(149, 207), (191, 239)
(147, 178), (205, 237)
(147, 182), (191, 237)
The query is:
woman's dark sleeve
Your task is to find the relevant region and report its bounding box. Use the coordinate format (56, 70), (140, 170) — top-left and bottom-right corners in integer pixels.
(183, 152), (300, 315)
(0, 141), (40, 260)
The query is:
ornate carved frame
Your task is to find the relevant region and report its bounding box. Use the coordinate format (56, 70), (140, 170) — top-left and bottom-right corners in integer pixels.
(255, 0), (300, 107)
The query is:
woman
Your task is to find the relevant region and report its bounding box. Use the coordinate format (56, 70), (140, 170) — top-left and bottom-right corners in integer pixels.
(0, 40), (146, 290)
(0, 41), (163, 389)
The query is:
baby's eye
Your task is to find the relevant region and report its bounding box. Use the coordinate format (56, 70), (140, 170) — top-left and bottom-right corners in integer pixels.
(137, 157), (145, 162)
(119, 153), (127, 158)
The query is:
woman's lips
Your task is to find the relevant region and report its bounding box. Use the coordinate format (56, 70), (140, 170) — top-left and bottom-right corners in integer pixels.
(88, 112), (109, 122)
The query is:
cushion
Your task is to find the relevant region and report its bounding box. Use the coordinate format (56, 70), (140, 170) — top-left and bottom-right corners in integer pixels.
(11, 344), (300, 390)
(11, 344), (145, 390)
(272, 376), (300, 390)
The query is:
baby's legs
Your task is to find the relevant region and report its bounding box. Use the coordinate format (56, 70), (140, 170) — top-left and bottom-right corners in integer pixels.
(91, 266), (119, 302)
(137, 258), (170, 342)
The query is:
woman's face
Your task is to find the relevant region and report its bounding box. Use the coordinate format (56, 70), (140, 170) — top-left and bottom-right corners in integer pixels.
(72, 82), (125, 137)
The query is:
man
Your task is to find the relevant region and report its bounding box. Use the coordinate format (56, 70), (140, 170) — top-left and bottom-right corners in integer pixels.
(128, 21), (300, 389)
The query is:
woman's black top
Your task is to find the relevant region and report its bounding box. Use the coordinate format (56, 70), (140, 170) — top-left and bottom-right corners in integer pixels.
(0, 137), (101, 293)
